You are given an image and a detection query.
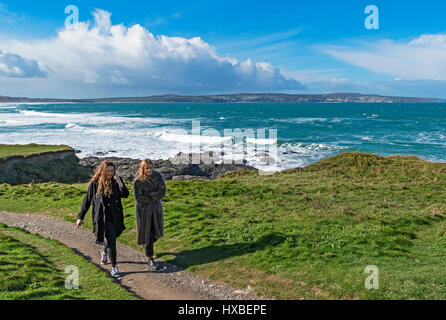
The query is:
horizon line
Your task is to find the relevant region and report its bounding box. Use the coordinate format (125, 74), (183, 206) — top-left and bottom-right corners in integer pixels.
(0, 92), (445, 102)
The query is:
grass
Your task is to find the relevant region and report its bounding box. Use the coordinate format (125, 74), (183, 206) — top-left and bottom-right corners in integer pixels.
(0, 223), (138, 300)
(0, 144), (73, 160)
(1, 152), (446, 299)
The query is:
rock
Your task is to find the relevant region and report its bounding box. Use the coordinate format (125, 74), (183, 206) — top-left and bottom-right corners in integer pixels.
(172, 175), (211, 181)
(260, 157), (276, 164)
(0, 150), (90, 185)
(233, 285), (253, 295)
(78, 151), (257, 182)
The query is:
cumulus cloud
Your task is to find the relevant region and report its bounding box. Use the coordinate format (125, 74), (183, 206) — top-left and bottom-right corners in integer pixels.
(0, 50), (45, 78)
(0, 8), (303, 97)
(320, 34), (446, 81)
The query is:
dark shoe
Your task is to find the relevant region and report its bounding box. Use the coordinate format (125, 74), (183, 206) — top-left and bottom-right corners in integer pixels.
(148, 258), (158, 271)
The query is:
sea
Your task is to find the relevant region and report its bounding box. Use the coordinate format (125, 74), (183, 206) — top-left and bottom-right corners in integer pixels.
(0, 102), (445, 172)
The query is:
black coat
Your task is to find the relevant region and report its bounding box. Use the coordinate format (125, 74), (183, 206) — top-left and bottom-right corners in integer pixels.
(78, 179), (129, 244)
(133, 170), (167, 245)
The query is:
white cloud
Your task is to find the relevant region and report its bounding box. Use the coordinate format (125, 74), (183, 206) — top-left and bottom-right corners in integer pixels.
(0, 8), (303, 98)
(0, 50), (45, 78)
(320, 34), (446, 81)
(409, 34), (446, 47)
(84, 70), (98, 84)
(330, 77), (348, 83)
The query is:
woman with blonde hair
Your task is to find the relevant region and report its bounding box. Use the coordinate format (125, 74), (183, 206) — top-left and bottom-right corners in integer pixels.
(77, 160), (129, 277)
(133, 159), (167, 270)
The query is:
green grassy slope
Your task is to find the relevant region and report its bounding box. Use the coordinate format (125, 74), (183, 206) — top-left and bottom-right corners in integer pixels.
(1, 152), (445, 299)
(0, 144), (73, 160)
(0, 224), (138, 300)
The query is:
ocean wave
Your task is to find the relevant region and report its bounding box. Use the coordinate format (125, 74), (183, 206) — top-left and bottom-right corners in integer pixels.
(0, 110), (188, 127)
(246, 137), (277, 145)
(415, 132), (446, 145)
(270, 117), (352, 124)
(159, 130), (233, 145)
(271, 117), (329, 124)
(279, 142), (345, 154)
(2, 103), (445, 171)
(0, 105), (18, 109)
(354, 135), (374, 141)
(330, 118), (346, 123)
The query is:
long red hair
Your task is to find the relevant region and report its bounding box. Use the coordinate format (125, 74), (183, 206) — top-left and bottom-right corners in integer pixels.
(89, 160), (115, 196)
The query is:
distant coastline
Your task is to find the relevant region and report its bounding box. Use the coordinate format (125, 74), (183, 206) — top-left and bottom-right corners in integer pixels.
(0, 92), (444, 104)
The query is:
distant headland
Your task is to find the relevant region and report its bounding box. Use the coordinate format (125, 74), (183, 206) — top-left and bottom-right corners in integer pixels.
(0, 93), (444, 103)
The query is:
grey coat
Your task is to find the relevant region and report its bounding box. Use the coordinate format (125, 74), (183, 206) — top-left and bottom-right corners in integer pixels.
(133, 170), (167, 245)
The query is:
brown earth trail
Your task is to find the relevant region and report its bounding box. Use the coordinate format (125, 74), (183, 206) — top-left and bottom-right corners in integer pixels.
(0, 211), (265, 300)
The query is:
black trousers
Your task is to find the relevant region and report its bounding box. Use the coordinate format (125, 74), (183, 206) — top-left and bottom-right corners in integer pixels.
(104, 220), (117, 266)
(145, 231), (156, 257)
(145, 214), (156, 257)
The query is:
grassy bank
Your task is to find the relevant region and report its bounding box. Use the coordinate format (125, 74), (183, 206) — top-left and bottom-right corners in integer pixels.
(0, 144), (73, 160)
(0, 144), (89, 185)
(0, 224), (138, 300)
(1, 152), (445, 299)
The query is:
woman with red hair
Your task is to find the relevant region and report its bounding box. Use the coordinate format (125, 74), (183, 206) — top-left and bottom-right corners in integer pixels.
(77, 160), (129, 277)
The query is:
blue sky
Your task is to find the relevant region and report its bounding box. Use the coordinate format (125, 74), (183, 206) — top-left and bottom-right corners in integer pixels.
(1, 0), (446, 98)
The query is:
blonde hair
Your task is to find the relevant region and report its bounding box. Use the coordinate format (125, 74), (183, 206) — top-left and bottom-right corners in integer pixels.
(89, 160), (115, 196)
(135, 159), (154, 182)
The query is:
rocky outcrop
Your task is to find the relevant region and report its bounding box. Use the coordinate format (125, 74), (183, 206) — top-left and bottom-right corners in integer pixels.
(0, 150), (91, 185)
(0, 149), (257, 185)
(79, 151), (258, 182)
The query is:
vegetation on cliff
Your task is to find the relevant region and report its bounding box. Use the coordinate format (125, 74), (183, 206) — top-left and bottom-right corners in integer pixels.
(0, 144), (73, 160)
(0, 144), (90, 185)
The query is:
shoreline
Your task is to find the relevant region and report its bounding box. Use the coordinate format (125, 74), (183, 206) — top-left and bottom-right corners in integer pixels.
(3, 101), (446, 105)
(78, 150), (446, 183)
(1, 92), (445, 104)
(78, 151), (259, 182)
(1, 142), (445, 185)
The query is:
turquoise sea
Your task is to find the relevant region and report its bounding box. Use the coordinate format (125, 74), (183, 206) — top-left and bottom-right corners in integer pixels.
(0, 102), (445, 171)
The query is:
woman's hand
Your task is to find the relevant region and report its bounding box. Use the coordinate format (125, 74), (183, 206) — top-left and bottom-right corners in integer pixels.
(76, 219), (83, 229)
(114, 175), (124, 188)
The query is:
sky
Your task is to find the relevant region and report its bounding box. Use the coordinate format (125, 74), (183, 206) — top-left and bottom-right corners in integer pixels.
(1, 0), (446, 98)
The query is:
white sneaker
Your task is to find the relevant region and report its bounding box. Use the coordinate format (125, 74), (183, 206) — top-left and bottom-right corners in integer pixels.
(101, 249), (108, 265)
(111, 265), (120, 277)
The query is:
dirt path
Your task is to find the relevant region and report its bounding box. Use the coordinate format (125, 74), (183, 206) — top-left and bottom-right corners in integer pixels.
(0, 211), (265, 300)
